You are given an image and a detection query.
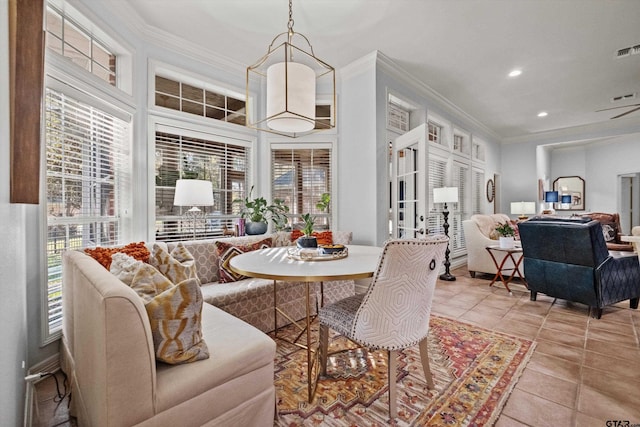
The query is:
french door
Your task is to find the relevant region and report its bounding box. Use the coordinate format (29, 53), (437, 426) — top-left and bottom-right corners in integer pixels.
(391, 124), (428, 238)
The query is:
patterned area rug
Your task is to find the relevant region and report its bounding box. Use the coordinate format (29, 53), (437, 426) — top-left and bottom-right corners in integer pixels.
(273, 315), (535, 426)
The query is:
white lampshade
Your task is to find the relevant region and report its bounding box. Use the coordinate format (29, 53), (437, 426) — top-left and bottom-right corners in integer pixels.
(433, 187), (459, 204)
(266, 62), (316, 133)
(510, 201), (536, 216)
(173, 179), (214, 207)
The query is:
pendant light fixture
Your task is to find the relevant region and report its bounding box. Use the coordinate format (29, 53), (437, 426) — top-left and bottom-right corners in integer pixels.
(246, 0), (336, 138)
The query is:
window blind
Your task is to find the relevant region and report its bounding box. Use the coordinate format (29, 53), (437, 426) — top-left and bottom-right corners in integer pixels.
(472, 168), (485, 215)
(155, 130), (250, 241)
(451, 161), (469, 254)
(427, 156), (447, 235)
(271, 148), (332, 229)
(45, 87), (130, 335)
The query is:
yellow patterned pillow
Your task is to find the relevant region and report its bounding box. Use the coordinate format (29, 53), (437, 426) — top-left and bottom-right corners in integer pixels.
(145, 278), (209, 364)
(111, 253), (174, 304)
(149, 243), (199, 285)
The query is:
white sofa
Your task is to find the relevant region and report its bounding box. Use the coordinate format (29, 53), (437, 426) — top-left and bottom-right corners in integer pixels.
(462, 214), (523, 278)
(61, 250), (276, 427)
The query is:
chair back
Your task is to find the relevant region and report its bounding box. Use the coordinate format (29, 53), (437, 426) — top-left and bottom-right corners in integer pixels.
(518, 218), (610, 305)
(351, 237), (448, 351)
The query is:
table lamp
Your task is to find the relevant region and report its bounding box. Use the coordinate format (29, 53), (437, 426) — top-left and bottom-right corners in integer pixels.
(174, 179), (214, 239)
(543, 191), (558, 214)
(510, 201), (536, 220)
(433, 186), (458, 281)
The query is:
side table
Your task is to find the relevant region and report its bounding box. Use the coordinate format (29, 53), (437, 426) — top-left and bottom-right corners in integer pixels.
(485, 244), (526, 294)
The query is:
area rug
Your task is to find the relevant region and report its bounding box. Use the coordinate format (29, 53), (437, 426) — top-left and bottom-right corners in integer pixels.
(273, 315), (535, 426)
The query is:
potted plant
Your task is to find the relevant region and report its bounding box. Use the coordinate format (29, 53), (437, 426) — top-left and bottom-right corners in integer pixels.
(315, 193), (331, 230)
(233, 186), (289, 235)
(297, 213), (318, 248)
(495, 222), (516, 249)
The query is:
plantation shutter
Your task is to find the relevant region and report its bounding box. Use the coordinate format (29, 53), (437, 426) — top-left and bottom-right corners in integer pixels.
(472, 168), (485, 215)
(45, 87), (130, 335)
(154, 127), (251, 241)
(271, 147), (332, 229)
(427, 155), (447, 235)
(451, 161), (469, 254)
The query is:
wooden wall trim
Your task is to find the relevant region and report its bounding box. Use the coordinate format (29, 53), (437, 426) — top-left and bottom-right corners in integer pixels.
(9, 0), (44, 204)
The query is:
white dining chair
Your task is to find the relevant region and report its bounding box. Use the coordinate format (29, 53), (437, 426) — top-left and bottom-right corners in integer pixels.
(318, 236), (448, 419)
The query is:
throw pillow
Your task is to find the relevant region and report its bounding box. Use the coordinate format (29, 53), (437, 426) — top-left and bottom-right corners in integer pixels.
(145, 278), (209, 364)
(215, 238), (273, 283)
(149, 243), (199, 285)
(601, 223), (617, 242)
(85, 242), (150, 270)
(111, 253), (174, 304)
(290, 230), (333, 245)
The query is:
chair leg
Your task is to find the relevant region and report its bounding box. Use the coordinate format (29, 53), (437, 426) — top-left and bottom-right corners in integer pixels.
(591, 307), (603, 319)
(319, 324), (329, 376)
(388, 350), (398, 419)
(530, 291), (537, 301)
(418, 338), (435, 389)
(630, 298), (639, 309)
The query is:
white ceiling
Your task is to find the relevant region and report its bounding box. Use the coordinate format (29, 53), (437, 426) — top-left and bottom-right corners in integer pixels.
(106, 0), (640, 140)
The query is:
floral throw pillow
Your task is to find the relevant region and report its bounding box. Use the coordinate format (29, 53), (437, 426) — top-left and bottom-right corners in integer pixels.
(601, 223), (617, 242)
(145, 278), (209, 364)
(149, 243), (199, 285)
(215, 238), (273, 283)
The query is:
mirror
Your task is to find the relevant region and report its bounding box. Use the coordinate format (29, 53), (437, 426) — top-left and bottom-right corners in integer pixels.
(553, 176), (585, 210)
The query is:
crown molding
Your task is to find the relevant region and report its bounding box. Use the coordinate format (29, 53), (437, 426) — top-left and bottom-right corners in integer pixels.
(100, 0), (246, 75)
(373, 51), (501, 142)
(502, 116), (640, 146)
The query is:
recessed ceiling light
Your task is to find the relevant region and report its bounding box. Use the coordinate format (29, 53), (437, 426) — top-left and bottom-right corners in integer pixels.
(508, 69), (522, 77)
(537, 111), (548, 117)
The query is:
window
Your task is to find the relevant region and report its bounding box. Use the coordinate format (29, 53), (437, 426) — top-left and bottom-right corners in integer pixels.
(271, 147), (332, 228)
(427, 155), (447, 235)
(428, 121), (443, 146)
(155, 76), (246, 126)
(45, 6), (116, 86)
(45, 87), (130, 336)
(472, 168), (485, 215)
(472, 139), (486, 162)
(154, 129), (251, 241)
(451, 161), (470, 255)
(387, 102), (410, 133)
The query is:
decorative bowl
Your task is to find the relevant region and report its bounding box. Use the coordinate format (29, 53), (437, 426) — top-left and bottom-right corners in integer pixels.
(319, 244), (346, 255)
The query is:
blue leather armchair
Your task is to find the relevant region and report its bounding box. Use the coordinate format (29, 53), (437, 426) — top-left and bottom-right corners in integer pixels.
(518, 217), (640, 318)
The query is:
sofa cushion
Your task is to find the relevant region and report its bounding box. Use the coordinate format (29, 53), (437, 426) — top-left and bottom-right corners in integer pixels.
(146, 278), (210, 364)
(150, 243), (199, 285)
(110, 253), (174, 303)
(215, 238), (273, 283)
(601, 222), (617, 242)
(84, 242), (150, 270)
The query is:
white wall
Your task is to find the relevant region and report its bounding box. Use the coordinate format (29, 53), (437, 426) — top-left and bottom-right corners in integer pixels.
(0, 0), (29, 424)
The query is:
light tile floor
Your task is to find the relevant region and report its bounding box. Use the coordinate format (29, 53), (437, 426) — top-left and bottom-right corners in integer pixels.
(33, 267), (640, 427)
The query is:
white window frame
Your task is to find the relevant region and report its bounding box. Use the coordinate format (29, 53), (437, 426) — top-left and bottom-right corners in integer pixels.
(269, 137), (338, 229)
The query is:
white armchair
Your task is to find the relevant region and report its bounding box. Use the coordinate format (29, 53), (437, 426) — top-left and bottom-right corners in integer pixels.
(462, 213), (523, 278)
(318, 237), (448, 419)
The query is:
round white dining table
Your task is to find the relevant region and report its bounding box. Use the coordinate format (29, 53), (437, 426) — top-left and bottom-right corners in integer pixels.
(229, 244), (382, 402)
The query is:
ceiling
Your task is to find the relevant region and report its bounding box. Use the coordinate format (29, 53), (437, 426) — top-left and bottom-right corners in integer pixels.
(106, 0), (640, 141)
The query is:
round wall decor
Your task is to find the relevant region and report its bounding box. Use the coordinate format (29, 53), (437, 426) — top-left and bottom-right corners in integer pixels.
(486, 178), (495, 202)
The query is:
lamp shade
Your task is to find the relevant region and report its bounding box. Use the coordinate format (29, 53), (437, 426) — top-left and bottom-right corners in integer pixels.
(266, 62), (316, 133)
(510, 201), (536, 215)
(433, 187), (459, 203)
(173, 179), (214, 207)
(561, 194), (572, 204)
(544, 191), (559, 203)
